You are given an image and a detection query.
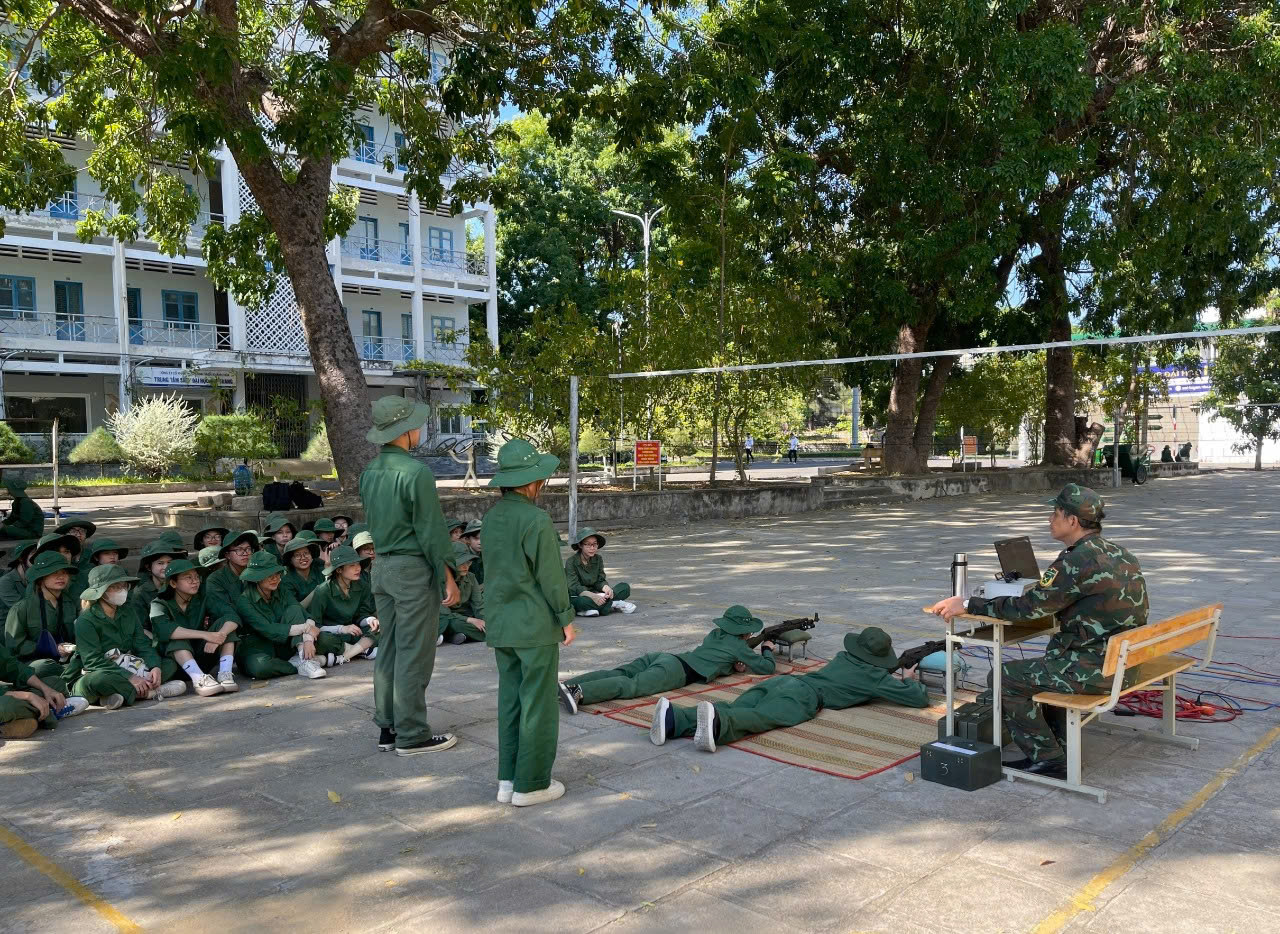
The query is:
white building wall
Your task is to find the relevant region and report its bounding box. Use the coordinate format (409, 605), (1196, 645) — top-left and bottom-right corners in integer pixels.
(1198, 408), (1280, 467)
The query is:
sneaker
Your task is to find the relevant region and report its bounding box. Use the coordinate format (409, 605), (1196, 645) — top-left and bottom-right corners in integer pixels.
(364, 647), (377, 661)
(101, 693), (126, 710)
(576, 609), (600, 618)
(156, 680), (188, 699)
(0, 719), (38, 739)
(650, 696), (670, 746)
(611, 600), (636, 614)
(1004, 757), (1068, 780)
(557, 681), (582, 715)
(56, 697), (90, 719)
(511, 779), (566, 807)
(449, 632), (467, 645)
(496, 780), (514, 804)
(377, 727), (397, 751)
(436, 634), (444, 646)
(291, 656), (327, 680)
(694, 701), (718, 753)
(396, 733), (457, 756)
(322, 652), (347, 668)
(216, 669), (240, 692)
(192, 674), (223, 697)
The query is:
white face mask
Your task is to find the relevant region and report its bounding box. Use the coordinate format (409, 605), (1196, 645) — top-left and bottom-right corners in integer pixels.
(104, 587), (129, 607)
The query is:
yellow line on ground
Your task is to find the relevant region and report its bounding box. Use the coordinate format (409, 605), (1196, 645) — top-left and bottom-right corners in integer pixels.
(0, 824), (143, 933)
(1031, 723), (1280, 934)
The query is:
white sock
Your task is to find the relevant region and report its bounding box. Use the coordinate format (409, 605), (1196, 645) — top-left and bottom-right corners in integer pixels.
(218, 654), (234, 673)
(181, 659), (205, 681)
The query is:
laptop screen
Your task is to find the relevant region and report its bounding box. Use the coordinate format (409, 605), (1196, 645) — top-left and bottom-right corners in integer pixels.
(994, 536), (1040, 581)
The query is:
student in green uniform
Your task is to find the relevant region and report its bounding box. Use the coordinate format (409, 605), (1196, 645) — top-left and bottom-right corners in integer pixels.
(460, 520), (483, 584)
(205, 531), (258, 628)
(359, 396), (460, 755)
(447, 518), (466, 542)
(4, 551), (80, 682)
(651, 628), (929, 751)
(150, 558), (239, 696)
(557, 604), (776, 714)
(312, 518), (338, 544)
(440, 542), (485, 645)
(69, 564), (189, 708)
(0, 540), (37, 619)
(332, 515), (353, 545)
(0, 477), (45, 541)
(70, 539), (128, 603)
(234, 551), (336, 680)
(484, 439), (576, 806)
(281, 537), (325, 604)
(301, 545), (379, 663)
(34, 531), (81, 565)
(127, 538), (188, 622)
(565, 528), (635, 617)
(262, 513), (296, 558)
(54, 519), (96, 575)
(192, 524), (230, 553)
(0, 635), (87, 738)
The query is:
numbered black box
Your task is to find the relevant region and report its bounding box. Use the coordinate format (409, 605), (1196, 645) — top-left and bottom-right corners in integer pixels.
(920, 736), (1002, 791)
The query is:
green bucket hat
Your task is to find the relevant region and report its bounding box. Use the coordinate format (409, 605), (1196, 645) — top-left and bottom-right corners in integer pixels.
(322, 544), (362, 577)
(81, 564), (139, 602)
(1048, 483), (1105, 524)
(197, 545), (227, 570)
(461, 519), (482, 537)
(446, 518), (467, 534)
(193, 524), (230, 550)
(294, 530), (319, 543)
(283, 537), (321, 562)
(218, 530), (260, 558)
(312, 518), (338, 534)
(239, 551), (286, 584)
(366, 394), (431, 445)
(571, 527), (606, 550)
(713, 605), (763, 636)
(845, 628), (899, 670)
(332, 514), (354, 528)
(139, 538), (187, 573)
(87, 538), (129, 562)
(345, 522), (368, 538)
(488, 438), (559, 488)
(35, 532), (81, 561)
(28, 550), (75, 584)
(160, 558), (215, 597)
(351, 530), (374, 551)
(54, 519), (96, 539)
(3, 476), (27, 495)
(6, 540), (36, 568)
(263, 513), (296, 535)
(446, 541), (476, 572)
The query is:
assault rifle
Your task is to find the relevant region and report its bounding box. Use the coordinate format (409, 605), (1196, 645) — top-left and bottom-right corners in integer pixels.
(747, 614), (819, 649)
(896, 639), (947, 672)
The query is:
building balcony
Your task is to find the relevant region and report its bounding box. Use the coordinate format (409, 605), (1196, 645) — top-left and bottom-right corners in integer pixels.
(360, 336), (468, 367)
(0, 309), (118, 345)
(341, 236), (414, 268)
(128, 319), (232, 352)
(1, 193), (109, 235)
(422, 247), (486, 278)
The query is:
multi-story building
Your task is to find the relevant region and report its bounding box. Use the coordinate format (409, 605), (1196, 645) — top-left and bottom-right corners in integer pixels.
(0, 109), (497, 455)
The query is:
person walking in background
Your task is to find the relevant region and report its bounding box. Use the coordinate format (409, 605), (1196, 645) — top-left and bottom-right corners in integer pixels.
(787, 431), (800, 464)
(744, 434), (754, 464)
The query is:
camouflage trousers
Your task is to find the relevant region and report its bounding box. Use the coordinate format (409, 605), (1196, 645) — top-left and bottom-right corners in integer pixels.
(988, 656), (1110, 763)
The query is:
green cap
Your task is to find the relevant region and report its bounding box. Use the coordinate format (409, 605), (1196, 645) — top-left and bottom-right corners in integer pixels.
(283, 537), (321, 561)
(28, 550), (75, 583)
(197, 545), (226, 570)
(87, 538), (129, 561)
(160, 558), (214, 596)
(218, 530), (260, 558)
(1048, 483), (1105, 524)
(332, 514), (354, 525)
(81, 564), (139, 602)
(239, 550), (286, 583)
(312, 518), (338, 534)
(366, 395), (431, 445)
(345, 522), (368, 538)
(713, 604), (763, 636)
(6, 540), (36, 567)
(294, 530), (319, 543)
(447, 518), (467, 533)
(3, 475), (27, 494)
(844, 628), (898, 670)
(193, 525), (230, 550)
(571, 527), (605, 550)
(35, 532), (81, 560)
(351, 531), (374, 552)
(488, 438), (559, 488)
(461, 519), (482, 537)
(447, 541), (476, 571)
(322, 544), (362, 576)
(54, 519), (96, 538)
(263, 513), (295, 535)
(139, 538), (187, 572)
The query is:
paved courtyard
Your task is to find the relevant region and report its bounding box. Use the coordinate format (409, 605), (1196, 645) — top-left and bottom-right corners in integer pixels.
(2, 471), (1278, 933)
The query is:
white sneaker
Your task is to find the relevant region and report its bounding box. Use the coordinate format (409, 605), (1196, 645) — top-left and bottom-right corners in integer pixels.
(291, 656), (327, 679)
(577, 609), (600, 618)
(611, 600), (636, 614)
(216, 669), (240, 692)
(436, 634), (444, 646)
(694, 701), (718, 753)
(155, 680), (188, 699)
(650, 697), (670, 746)
(192, 673), (223, 697)
(324, 652), (347, 668)
(56, 697), (90, 719)
(496, 780), (514, 804)
(101, 693), (125, 710)
(364, 647), (377, 661)
(511, 779), (566, 807)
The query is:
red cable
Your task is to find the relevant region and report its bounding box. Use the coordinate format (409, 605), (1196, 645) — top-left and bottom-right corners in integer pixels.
(1116, 690), (1240, 722)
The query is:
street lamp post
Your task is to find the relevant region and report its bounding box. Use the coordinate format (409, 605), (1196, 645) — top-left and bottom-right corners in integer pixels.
(611, 206), (666, 332)
(607, 310), (624, 480)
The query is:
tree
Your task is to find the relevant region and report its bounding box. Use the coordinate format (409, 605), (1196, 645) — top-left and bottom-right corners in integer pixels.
(0, 422), (37, 464)
(1201, 316), (1280, 471)
(106, 394), (199, 478)
(193, 414), (280, 472)
(301, 424), (332, 463)
(68, 427), (125, 473)
(0, 0), (670, 491)
(937, 353), (1047, 465)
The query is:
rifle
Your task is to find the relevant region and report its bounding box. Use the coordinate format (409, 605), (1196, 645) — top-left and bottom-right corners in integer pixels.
(896, 639), (947, 671)
(747, 614), (819, 649)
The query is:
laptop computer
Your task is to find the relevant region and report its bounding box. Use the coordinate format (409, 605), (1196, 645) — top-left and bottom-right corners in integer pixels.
(994, 536), (1040, 581)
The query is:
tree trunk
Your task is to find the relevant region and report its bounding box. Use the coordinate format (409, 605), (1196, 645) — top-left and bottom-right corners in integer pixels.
(1256, 434), (1264, 471)
(884, 320), (931, 474)
(913, 357), (954, 468)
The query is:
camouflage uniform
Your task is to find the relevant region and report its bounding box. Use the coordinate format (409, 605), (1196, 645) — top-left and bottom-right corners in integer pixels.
(968, 484), (1148, 763)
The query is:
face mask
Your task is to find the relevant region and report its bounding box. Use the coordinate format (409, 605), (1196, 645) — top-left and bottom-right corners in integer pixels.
(105, 588), (129, 607)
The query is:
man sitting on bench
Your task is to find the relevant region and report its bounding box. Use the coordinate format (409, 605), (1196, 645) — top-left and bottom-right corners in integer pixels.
(928, 483), (1148, 779)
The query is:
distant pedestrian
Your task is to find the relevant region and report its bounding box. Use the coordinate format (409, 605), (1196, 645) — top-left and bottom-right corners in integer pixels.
(787, 431), (799, 464)
(744, 434), (754, 464)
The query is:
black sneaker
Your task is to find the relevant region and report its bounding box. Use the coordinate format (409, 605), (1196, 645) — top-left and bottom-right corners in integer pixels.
(1004, 757), (1067, 780)
(449, 632), (467, 645)
(396, 733), (458, 756)
(558, 681), (582, 715)
(377, 727), (397, 750)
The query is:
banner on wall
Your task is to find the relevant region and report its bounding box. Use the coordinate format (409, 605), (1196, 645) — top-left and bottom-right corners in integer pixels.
(135, 367), (234, 389)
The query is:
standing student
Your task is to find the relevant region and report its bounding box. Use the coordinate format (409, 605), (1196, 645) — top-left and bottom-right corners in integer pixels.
(281, 537), (325, 604)
(301, 545), (379, 664)
(0, 477), (45, 541)
(565, 528), (635, 617)
(0, 540), (38, 619)
(192, 525), (229, 553)
(233, 552), (336, 680)
(440, 542), (485, 645)
(150, 558), (239, 696)
(459, 520), (483, 584)
(359, 396), (459, 756)
(262, 514), (296, 558)
(483, 439), (576, 806)
(4, 551), (80, 682)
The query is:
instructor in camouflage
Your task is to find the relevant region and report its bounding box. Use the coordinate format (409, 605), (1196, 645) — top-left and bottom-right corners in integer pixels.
(929, 483), (1148, 779)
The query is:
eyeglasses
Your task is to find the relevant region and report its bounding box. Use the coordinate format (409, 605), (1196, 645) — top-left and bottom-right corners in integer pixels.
(227, 545), (253, 555)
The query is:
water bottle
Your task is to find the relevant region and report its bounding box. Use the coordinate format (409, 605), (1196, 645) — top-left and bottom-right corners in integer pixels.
(950, 553), (968, 598)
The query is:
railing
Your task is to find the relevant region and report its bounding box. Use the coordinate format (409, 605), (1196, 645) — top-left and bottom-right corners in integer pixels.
(1, 193), (109, 222)
(359, 336), (418, 364)
(421, 247), (485, 277)
(128, 319), (232, 351)
(350, 139), (405, 168)
(341, 236), (413, 266)
(0, 310), (118, 344)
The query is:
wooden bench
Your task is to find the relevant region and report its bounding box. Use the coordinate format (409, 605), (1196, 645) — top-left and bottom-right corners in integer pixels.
(862, 444), (883, 470)
(1008, 603), (1223, 802)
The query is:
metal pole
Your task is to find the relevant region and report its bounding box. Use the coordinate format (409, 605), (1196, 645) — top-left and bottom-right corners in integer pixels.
(568, 376), (579, 542)
(51, 417), (60, 518)
(850, 386), (861, 451)
(1112, 412), (1121, 489)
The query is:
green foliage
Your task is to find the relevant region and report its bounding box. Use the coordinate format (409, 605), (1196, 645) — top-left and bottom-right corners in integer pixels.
(302, 424), (332, 462)
(106, 394), (199, 478)
(1201, 312), (1280, 469)
(193, 414), (280, 471)
(0, 422), (37, 464)
(577, 424), (609, 459)
(937, 354), (1047, 459)
(68, 427), (125, 466)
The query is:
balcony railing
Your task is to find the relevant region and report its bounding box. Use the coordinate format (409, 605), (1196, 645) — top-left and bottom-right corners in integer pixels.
(128, 319), (232, 351)
(360, 337), (469, 366)
(421, 247), (485, 277)
(340, 236), (413, 266)
(0, 310), (118, 344)
(0, 193), (109, 223)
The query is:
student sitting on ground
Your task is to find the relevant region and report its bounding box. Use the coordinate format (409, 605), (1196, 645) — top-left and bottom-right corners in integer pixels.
(650, 627), (929, 752)
(0, 636), (87, 739)
(301, 545), (379, 663)
(70, 539), (128, 603)
(312, 518), (339, 544)
(68, 565), (189, 709)
(281, 537), (325, 604)
(262, 513), (296, 558)
(127, 538), (188, 622)
(0, 477), (45, 542)
(440, 542), (485, 645)
(233, 552), (342, 680)
(34, 531), (81, 566)
(204, 531), (258, 628)
(54, 519), (96, 575)
(150, 557), (240, 697)
(4, 551), (80, 683)
(352, 530), (375, 585)
(558, 604), (776, 714)
(447, 518), (466, 542)
(565, 528), (635, 617)
(192, 524), (229, 553)
(331, 515), (353, 545)
(0, 540), (38, 619)
(460, 520), (484, 584)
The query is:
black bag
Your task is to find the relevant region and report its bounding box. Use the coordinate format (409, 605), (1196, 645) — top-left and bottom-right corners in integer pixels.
(289, 481), (322, 510)
(262, 481), (292, 511)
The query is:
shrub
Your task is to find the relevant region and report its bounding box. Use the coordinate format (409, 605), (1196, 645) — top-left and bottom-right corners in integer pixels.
(68, 427), (125, 466)
(302, 423), (332, 461)
(106, 394), (199, 478)
(0, 421), (37, 464)
(194, 414), (280, 471)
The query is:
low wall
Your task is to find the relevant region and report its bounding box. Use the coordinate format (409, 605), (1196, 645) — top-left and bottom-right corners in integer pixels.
(842, 466), (1115, 501)
(1148, 461), (1200, 478)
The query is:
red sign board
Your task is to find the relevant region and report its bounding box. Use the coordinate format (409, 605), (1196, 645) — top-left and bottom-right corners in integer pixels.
(634, 440), (661, 467)
(962, 436), (978, 456)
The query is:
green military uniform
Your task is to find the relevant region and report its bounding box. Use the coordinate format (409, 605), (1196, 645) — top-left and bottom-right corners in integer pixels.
(484, 440), (573, 795)
(0, 636), (66, 730)
(0, 541), (37, 620)
(566, 606), (774, 707)
(234, 552), (343, 679)
(440, 542), (485, 643)
(54, 519), (97, 576)
(665, 628), (929, 747)
(967, 484), (1149, 764)
(302, 546), (379, 650)
(127, 539), (188, 622)
(34, 531), (81, 564)
(69, 539), (129, 603)
(460, 520), (483, 584)
(281, 538), (324, 604)
(358, 397), (454, 750)
(3, 552), (79, 682)
(68, 570), (162, 707)
(1, 478), (45, 541)
(261, 513), (296, 559)
(204, 531), (258, 627)
(150, 559), (238, 667)
(564, 528), (631, 615)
